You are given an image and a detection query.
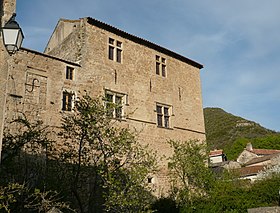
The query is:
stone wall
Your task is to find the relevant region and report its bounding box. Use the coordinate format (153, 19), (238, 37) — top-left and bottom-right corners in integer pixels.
(43, 18), (206, 195)
(2, 17), (205, 196)
(1, 0), (16, 26)
(248, 207), (280, 213)
(5, 48), (80, 127)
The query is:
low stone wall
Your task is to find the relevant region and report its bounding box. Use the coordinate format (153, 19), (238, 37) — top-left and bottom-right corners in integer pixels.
(248, 207), (280, 213)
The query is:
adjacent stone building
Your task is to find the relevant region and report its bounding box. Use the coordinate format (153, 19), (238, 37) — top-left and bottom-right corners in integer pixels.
(0, 1), (205, 195)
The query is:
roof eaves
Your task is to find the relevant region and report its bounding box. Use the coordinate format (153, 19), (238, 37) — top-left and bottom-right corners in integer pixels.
(86, 17), (203, 69)
(245, 153), (280, 166)
(20, 47), (81, 67)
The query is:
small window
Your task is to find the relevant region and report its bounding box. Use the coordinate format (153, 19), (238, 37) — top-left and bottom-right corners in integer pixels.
(162, 65), (166, 77)
(147, 177), (154, 184)
(108, 46), (114, 60)
(105, 91), (124, 119)
(62, 91), (75, 111)
(116, 49), (122, 63)
(108, 38), (122, 63)
(117, 41), (122, 47)
(66, 66), (74, 80)
(109, 38), (114, 44)
(156, 62), (160, 75)
(156, 104), (170, 128)
(155, 55), (166, 77)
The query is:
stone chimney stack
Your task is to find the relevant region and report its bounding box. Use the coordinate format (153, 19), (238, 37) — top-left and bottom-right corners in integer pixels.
(246, 143), (253, 151)
(1, 0), (16, 27)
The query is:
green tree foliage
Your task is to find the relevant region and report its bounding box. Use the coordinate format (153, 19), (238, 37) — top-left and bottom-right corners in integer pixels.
(167, 140), (213, 208)
(224, 134), (280, 160)
(224, 138), (250, 160)
(0, 183), (73, 213)
(1, 95), (158, 212)
(52, 94), (158, 212)
(168, 140), (280, 212)
(203, 172), (280, 212)
(2, 116), (53, 165)
(204, 107), (277, 151)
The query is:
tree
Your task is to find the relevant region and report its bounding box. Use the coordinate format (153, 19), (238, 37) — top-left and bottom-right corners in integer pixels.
(0, 183), (73, 213)
(56, 94), (157, 212)
(167, 139), (213, 209)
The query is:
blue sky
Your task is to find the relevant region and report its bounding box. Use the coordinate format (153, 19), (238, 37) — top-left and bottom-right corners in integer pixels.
(16, 0), (280, 131)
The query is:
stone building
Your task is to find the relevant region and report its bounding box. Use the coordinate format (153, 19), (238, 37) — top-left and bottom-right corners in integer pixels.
(0, 1), (205, 195)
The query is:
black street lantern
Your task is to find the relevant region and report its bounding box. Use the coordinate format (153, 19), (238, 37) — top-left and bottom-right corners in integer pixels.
(1, 13), (24, 55)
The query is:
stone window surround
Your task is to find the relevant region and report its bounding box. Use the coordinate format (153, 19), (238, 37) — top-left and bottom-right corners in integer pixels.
(156, 103), (172, 128)
(62, 89), (76, 111)
(66, 66), (74, 80)
(156, 55), (167, 77)
(108, 37), (123, 63)
(104, 89), (127, 119)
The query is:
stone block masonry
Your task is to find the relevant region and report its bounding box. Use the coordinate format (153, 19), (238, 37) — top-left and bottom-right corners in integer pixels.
(1, 15), (205, 196)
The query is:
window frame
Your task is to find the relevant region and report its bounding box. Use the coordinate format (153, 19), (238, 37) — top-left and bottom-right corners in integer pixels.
(105, 90), (126, 119)
(155, 55), (167, 77)
(66, 66), (74, 80)
(62, 90), (75, 111)
(108, 37), (123, 63)
(156, 103), (171, 128)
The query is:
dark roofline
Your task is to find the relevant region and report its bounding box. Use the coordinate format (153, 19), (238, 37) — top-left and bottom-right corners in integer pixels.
(20, 47), (81, 67)
(245, 153), (280, 166)
(87, 17), (203, 69)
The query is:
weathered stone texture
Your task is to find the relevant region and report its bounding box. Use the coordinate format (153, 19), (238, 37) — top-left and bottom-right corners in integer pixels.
(1, 0), (16, 26)
(5, 49), (80, 127)
(3, 17), (205, 196)
(248, 207), (280, 213)
(43, 18), (206, 195)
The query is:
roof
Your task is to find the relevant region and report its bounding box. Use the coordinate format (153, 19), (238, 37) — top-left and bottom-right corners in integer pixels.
(250, 149), (280, 155)
(86, 17), (203, 69)
(238, 165), (265, 177)
(209, 149), (224, 157)
(20, 47), (81, 67)
(245, 153), (280, 166)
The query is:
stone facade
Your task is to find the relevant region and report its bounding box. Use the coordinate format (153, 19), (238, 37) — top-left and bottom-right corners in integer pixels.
(4, 48), (80, 127)
(0, 12), (205, 195)
(0, 0), (17, 161)
(1, 0), (16, 26)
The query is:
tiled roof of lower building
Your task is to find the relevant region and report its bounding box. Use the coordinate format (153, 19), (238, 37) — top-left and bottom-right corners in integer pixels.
(250, 149), (280, 155)
(209, 149), (223, 157)
(245, 153), (280, 166)
(238, 165), (265, 177)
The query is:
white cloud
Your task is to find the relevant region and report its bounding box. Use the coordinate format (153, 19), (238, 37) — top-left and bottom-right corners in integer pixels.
(16, 0), (280, 131)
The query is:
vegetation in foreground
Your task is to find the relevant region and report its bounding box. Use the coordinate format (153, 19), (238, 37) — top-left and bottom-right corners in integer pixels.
(0, 97), (280, 212)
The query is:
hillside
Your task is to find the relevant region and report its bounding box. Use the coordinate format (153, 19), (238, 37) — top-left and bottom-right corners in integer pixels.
(204, 107), (277, 150)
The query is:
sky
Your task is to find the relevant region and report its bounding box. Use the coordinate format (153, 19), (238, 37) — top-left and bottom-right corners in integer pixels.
(15, 0), (280, 132)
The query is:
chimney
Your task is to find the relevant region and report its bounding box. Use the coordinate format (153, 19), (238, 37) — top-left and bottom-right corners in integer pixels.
(1, 0), (16, 27)
(246, 143), (253, 151)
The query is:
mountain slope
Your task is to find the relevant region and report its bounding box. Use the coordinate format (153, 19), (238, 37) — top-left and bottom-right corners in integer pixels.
(204, 107), (276, 150)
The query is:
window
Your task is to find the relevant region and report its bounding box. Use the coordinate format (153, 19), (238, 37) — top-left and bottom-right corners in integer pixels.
(147, 177), (154, 184)
(105, 91), (124, 119)
(155, 55), (166, 77)
(66, 66), (74, 80)
(108, 38), (122, 63)
(156, 104), (170, 128)
(62, 91), (75, 111)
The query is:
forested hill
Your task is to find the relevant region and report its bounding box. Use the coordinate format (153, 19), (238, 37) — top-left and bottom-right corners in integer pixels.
(203, 107), (280, 159)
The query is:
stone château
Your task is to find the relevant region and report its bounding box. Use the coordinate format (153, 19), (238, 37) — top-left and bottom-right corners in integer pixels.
(0, 0), (205, 195)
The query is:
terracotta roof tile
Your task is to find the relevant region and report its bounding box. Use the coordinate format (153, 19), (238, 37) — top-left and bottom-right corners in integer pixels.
(250, 149), (280, 155)
(209, 150), (223, 157)
(238, 165), (265, 177)
(245, 153), (280, 166)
